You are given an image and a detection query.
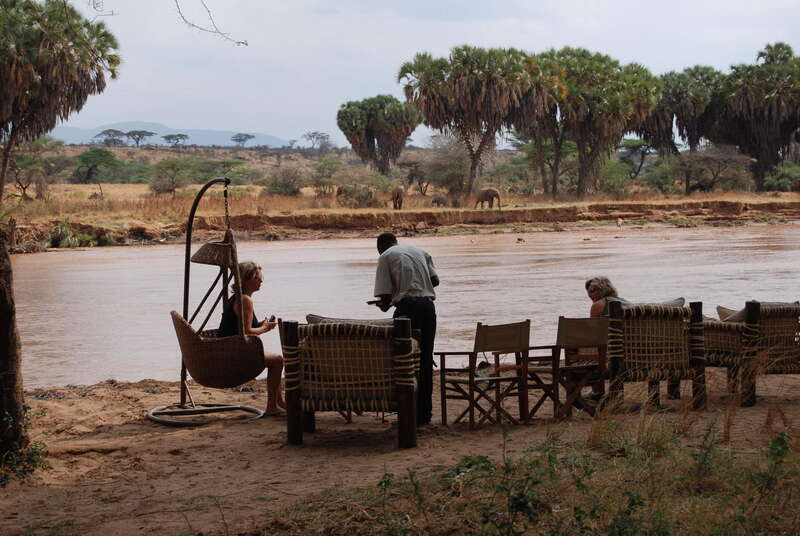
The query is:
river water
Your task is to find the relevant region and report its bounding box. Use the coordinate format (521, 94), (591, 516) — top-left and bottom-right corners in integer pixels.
(12, 224), (800, 388)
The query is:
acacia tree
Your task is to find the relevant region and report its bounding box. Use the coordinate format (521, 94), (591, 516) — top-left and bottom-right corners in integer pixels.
(708, 43), (800, 191)
(231, 133), (255, 148)
(302, 131), (330, 150)
(94, 128), (126, 146)
(151, 158), (194, 197)
(0, 0), (120, 204)
(337, 95), (422, 175)
(398, 46), (529, 196)
(125, 130), (156, 147)
(162, 133), (189, 147)
(545, 47), (660, 198)
(618, 138), (654, 181)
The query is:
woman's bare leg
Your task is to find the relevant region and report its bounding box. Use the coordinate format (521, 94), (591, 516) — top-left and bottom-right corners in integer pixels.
(264, 353), (284, 413)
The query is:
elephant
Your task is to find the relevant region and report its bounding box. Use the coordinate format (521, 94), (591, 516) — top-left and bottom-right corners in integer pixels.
(391, 186), (404, 210)
(474, 187), (501, 209)
(431, 195), (448, 208)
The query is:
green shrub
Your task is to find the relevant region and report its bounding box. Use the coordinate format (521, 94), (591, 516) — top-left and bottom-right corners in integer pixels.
(0, 406), (49, 488)
(764, 162), (800, 191)
(335, 184), (381, 208)
(264, 167), (304, 196)
(599, 160), (632, 198)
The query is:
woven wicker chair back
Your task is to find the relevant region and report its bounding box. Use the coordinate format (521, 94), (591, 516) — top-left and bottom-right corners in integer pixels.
(757, 304), (800, 371)
(608, 304), (700, 381)
(170, 311), (265, 389)
(306, 314), (394, 326)
(556, 317), (608, 348)
(473, 320), (531, 354)
(288, 321), (416, 413)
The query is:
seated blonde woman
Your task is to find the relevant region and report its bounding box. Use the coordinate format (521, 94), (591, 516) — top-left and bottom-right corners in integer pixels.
(218, 261), (285, 416)
(585, 276), (628, 318)
(583, 276), (628, 400)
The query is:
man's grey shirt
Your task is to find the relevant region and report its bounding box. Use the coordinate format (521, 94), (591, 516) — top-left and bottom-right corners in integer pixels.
(374, 244), (438, 304)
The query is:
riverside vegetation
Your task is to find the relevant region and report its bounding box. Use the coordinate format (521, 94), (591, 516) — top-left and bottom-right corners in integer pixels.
(2, 142), (800, 253)
(255, 416), (798, 536)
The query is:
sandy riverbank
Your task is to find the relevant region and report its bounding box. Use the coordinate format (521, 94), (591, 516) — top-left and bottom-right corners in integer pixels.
(8, 196), (800, 253)
(3, 369), (799, 535)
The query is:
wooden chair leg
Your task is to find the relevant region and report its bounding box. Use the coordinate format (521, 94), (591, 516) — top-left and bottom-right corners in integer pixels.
(667, 379), (681, 400)
(303, 410), (316, 433)
(740, 365), (756, 407)
(468, 380), (476, 429)
(727, 366), (739, 394)
(692, 369), (706, 410)
(398, 384), (417, 449)
(440, 374), (448, 425)
(648, 381), (660, 408)
(287, 392), (303, 445)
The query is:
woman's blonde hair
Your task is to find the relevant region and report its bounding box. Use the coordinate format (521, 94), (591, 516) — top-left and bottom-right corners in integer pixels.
(585, 276), (618, 298)
(232, 261), (262, 293)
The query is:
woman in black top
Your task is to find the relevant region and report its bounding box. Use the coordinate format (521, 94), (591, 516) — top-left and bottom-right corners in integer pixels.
(219, 261), (285, 415)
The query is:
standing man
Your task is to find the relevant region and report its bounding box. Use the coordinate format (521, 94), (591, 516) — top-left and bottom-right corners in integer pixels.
(372, 232), (438, 426)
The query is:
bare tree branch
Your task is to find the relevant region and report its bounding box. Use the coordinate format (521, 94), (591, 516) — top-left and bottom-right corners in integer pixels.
(173, 0), (248, 46)
(86, 0), (118, 19)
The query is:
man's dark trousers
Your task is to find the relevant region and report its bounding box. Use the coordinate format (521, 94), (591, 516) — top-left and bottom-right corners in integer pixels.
(394, 297), (436, 426)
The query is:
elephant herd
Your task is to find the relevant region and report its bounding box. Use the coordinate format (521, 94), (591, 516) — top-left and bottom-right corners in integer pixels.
(387, 187), (501, 210)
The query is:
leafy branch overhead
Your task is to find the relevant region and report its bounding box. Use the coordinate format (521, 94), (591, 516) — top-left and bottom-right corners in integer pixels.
(337, 95), (422, 175)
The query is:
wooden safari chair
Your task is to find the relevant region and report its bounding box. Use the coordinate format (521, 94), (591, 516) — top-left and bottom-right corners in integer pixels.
(280, 318), (419, 449)
(528, 317), (608, 419)
(437, 320), (531, 429)
(705, 301), (800, 407)
(606, 301), (706, 409)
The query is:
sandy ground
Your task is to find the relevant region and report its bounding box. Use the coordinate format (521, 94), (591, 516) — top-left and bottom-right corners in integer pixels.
(2, 369), (800, 536)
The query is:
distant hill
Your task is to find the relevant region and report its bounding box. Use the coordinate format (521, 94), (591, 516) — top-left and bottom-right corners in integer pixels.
(50, 121), (287, 147)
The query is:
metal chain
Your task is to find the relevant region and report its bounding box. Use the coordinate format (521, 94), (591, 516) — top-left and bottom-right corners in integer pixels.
(224, 179), (230, 230)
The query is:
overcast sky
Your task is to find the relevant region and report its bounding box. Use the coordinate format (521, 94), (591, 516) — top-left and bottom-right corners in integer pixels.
(63, 0), (800, 146)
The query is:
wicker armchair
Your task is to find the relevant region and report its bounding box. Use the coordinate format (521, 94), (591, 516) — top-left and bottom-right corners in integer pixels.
(705, 301), (800, 406)
(281, 318), (419, 449)
(607, 302), (705, 409)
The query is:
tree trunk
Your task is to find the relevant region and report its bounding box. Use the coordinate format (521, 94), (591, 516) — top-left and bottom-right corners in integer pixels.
(376, 155), (390, 176)
(467, 154), (480, 195)
(752, 161), (767, 192)
(0, 131), (19, 206)
(576, 144), (591, 199)
(0, 229), (27, 458)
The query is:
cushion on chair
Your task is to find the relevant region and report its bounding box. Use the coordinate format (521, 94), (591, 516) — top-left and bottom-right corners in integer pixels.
(306, 314), (394, 326)
(717, 301), (800, 322)
(717, 306), (746, 322)
(633, 297), (686, 307)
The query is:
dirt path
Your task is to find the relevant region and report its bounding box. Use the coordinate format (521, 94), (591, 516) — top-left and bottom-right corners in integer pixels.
(3, 370), (799, 536)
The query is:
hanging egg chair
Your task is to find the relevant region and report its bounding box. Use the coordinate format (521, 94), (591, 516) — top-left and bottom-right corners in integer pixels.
(148, 178), (266, 426)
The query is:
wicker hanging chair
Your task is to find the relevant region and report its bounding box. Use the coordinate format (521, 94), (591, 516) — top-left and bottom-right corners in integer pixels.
(148, 178), (266, 426)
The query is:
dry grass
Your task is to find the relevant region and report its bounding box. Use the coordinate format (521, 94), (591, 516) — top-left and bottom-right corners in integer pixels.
(250, 418), (799, 535)
(9, 182), (800, 229)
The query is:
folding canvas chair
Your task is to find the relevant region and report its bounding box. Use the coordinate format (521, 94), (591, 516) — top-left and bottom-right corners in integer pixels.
(528, 317), (609, 419)
(705, 301), (800, 406)
(437, 320), (531, 429)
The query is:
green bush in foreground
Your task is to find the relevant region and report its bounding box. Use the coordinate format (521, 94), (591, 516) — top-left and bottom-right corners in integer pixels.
(0, 406), (48, 488)
(252, 423), (798, 536)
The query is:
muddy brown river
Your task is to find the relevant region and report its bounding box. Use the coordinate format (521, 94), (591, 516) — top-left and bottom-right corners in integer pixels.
(12, 225), (800, 388)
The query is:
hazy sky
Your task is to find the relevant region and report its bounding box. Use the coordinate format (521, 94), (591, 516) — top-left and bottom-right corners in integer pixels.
(63, 0), (800, 146)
